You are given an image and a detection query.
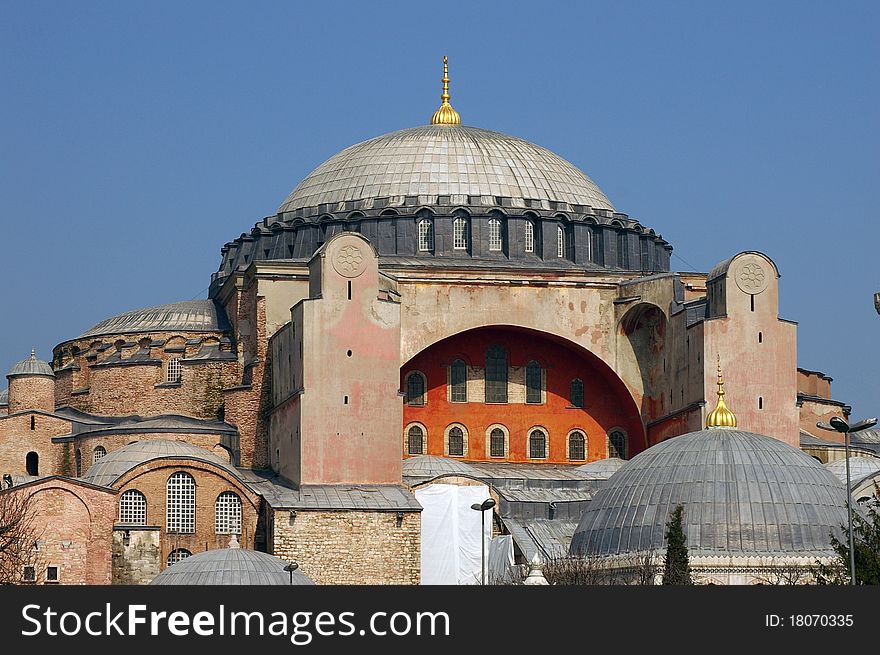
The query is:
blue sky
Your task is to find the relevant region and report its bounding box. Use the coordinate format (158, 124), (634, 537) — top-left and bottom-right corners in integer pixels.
(1, 1), (877, 420)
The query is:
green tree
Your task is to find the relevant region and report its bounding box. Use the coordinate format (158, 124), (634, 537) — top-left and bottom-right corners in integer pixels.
(662, 504), (692, 585)
(818, 487), (880, 585)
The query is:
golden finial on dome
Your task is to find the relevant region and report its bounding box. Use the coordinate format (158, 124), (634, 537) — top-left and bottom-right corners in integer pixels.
(430, 55), (461, 126)
(706, 355), (737, 429)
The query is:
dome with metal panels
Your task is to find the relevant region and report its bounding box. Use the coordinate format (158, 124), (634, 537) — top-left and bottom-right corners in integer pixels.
(574, 457), (626, 480)
(76, 300), (230, 340)
(279, 125), (614, 215)
(570, 428), (849, 559)
(82, 439), (237, 487)
(402, 455), (481, 481)
(825, 457), (880, 486)
(0, 388), (7, 407)
(7, 350), (54, 378)
(150, 544), (315, 585)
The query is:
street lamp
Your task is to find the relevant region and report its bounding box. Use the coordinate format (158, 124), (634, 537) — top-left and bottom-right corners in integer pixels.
(817, 416), (878, 585)
(283, 561), (299, 585)
(470, 498), (496, 585)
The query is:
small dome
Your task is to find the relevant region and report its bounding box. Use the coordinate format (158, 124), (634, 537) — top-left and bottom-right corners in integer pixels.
(570, 429), (849, 559)
(402, 455), (481, 480)
(824, 457), (880, 486)
(0, 388), (7, 406)
(77, 300), (230, 340)
(7, 350), (54, 378)
(278, 125), (615, 214)
(574, 457), (626, 480)
(82, 439), (236, 487)
(150, 547), (315, 585)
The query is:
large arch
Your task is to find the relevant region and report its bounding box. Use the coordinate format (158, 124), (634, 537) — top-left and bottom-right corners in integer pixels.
(617, 302), (668, 422)
(401, 325), (647, 462)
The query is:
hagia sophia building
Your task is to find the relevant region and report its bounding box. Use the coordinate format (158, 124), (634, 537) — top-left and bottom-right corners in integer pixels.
(1, 59), (876, 586)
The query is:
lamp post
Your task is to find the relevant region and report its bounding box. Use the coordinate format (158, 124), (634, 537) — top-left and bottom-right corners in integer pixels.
(817, 416), (878, 585)
(470, 498), (496, 585)
(283, 561), (299, 585)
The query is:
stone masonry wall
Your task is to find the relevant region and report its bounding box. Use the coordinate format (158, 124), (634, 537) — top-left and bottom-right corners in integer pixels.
(272, 509), (420, 585)
(7, 376), (56, 414)
(0, 412), (69, 477)
(112, 527), (160, 584)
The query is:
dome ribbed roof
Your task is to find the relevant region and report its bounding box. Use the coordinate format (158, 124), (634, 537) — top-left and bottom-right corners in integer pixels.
(402, 455), (481, 480)
(825, 457), (880, 486)
(278, 125), (614, 214)
(574, 457), (627, 480)
(77, 300), (230, 340)
(150, 547), (315, 585)
(8, 351), (54, 378)
(82, 439), (236, 487)
(570, 429), (849, 559)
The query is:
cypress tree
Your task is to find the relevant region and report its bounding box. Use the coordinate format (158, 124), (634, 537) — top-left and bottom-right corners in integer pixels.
(663, 504), (693, 585)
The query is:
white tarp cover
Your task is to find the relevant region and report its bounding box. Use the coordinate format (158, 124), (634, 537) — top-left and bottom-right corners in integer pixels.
(488, 534), (516, 583)
(415, 483), (492, 585)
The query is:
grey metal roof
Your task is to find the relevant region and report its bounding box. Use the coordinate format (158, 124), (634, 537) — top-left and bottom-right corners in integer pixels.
(824, 457), (880, 485)
(7, 351), (54, 378)
(574, 457), (627, 480)
(570, 428), (849, 558)
(466, 461), (588, 482)
(502, 517), (579, 561)
(77, 300), (231, 340)
(82, 439), (237, 487)
(402, 455), (481, 481)
(242, 473), (421, 512)
(278, 125), (615, 214)
(149, 547), (315, 585)
(799, 430), (843, 447)
(0, 388), (7, 406)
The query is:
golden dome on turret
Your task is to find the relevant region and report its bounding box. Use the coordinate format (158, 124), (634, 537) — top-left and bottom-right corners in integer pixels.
(706, 356), (737, 429)
(430, 56), (461, 126)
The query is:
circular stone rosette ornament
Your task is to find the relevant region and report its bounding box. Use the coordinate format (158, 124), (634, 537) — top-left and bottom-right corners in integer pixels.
(734, 258), (769, 295)
(332, 244), (366, 278)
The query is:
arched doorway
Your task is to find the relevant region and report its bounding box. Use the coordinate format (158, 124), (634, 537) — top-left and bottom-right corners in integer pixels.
(26, 451), (39, 476)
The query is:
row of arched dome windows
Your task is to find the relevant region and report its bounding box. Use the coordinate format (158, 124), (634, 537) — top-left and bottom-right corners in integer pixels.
(116, 474), (242, 535)
(406, 351), (585, 407)
(415, 217), (579, 260)
(404, 424), (604, 461)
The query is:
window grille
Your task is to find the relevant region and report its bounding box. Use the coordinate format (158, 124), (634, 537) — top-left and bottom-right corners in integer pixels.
(450, 359), (467, 402)
(93, 446), (107, 464)
(407, 426), (424, 455)
(166, 472), (195, 533)
(488, 218), (502, 251)
(489, 428), (506, 457)
(215, 491), (242, 535)
(166, 549), (191, 567)
(484, 346), (508, 403)
(529, 430), (547, 459)
(166, 357), (182, 383)
(418, 219), (434, 252)
(406, 372), (426, 406)
(570, 378), (584, 408)
(448, 427), (464, 456)
(609, 431), (628, 459)
(118, 489), (147, 525)
(526, 361), (542, 404)
(525, 221), (535, 253)
(557, 225), (565, 258)
(569, 431), (586, 461)
(453, 217), (468, 250)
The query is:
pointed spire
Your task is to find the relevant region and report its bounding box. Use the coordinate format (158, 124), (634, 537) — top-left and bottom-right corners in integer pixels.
(30, 348), (36, 359)
(706, 355), (737, 429)
(430, 55), (461, 125)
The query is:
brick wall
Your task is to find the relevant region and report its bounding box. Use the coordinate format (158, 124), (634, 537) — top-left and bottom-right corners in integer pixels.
(271, 509), (420, 585)
(0, 412), (69, 477)
(74, 433), (233, 477)
(7, 376), (55, 414)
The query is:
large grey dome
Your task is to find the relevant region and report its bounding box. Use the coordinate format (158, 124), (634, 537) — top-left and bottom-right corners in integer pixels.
(8, 351), (54, 378)
(570, 429), (849, 559)
(278, 125), (615, 214)
(150, 547), (315, 585)
(82, 439), (236, 487)
(77, 300), (230, 340)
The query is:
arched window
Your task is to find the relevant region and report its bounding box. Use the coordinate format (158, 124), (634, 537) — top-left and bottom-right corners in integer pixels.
(166, 549), (192, 567)
(526, 361), (542, 404)
(570, 379), (584, 408)
(93, 446), (107, 464)
(453, 216), (469, 250)
(529, 430), (547, 459)
(489, 428), (506, 458)
(485, 346), (508, 403)
(166, 472), (195, 533)
(75, 449), (82, 477)
(557, 225), (565, 258)
(407, 426), (425, 455)
(569, 431), (586, 461)
(166, 357), (182, 383)
(609, 430), (628, 460)
(448, 427), (464, 457)
(524, 220), (535, 253)
(418, 219), (434, 252)
(405, 372), (426, 406)
(488, 217), (503, 251)
(215, 491), (242, 535)
(25, 452), (38, 476)
(118, 489), (147, 525)
(450, 359), (467, 403)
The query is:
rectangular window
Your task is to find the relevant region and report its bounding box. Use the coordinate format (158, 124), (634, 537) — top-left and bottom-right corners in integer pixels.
(418, 219), (434, 252)
(166, 357), (182, 383)
(488, 219), (502, 251)
(454, 218), (468, 250)
(525, 221), (535, 253)
(46, 566), (59, 583)
(22, 566), (35, 583)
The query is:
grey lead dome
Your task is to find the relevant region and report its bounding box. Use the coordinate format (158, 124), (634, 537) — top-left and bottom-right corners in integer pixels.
(570, 429), (849, 558)
(150, 547), (315, 585)
(278, 125), (615, 214)
(8, 352), (54, 378)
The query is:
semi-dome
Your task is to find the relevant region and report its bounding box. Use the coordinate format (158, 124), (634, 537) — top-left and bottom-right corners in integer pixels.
(570, 428), (849, 559)
(278, 125), (615, 214)
(82, 439), (236, 487)
(77, 300), (230, 340)
(825, 456), (880, 486)
(8, 350), (54, 378)
(402, 454), (481, 481)
(574, 457), (626, 480)
(149, 545), (315, 585)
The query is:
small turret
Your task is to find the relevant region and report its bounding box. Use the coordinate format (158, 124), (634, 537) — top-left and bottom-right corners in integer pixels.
(6, 349), (56, 413)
